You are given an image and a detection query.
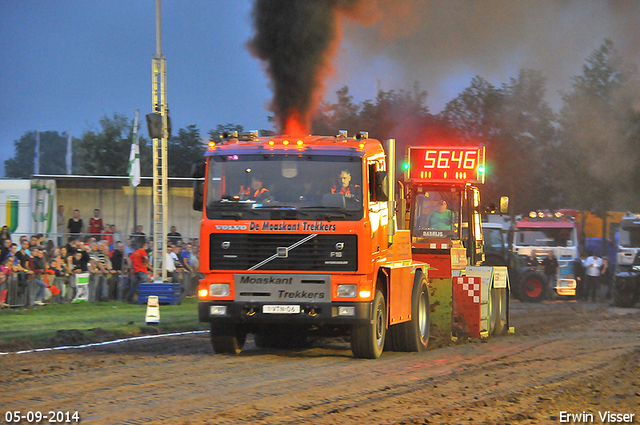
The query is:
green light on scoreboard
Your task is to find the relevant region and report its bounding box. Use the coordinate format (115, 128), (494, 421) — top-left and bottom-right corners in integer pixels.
(478, 165), (485, 174)
(402, 162), (410, 171)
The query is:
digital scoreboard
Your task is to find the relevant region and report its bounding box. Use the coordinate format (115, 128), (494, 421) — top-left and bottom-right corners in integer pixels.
(406, 146), (485, 184)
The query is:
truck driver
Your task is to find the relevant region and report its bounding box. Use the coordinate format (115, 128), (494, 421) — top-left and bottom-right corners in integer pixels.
(331, 170), (362, 204)
(239, 175), (270, 202)
(426, 199), (455, 230)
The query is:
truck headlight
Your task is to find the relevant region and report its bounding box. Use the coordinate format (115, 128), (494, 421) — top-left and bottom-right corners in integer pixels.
(337, 284), (357, 298)
(209, 283), (230, 297)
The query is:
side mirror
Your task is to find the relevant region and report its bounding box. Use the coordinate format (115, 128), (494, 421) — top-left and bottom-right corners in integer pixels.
(192, 159), (206, 211)
(372, 170), (389, 202)
(191, 159), (206, 179)
(499, 196), (509, 214)
(193, 181), (204, 212)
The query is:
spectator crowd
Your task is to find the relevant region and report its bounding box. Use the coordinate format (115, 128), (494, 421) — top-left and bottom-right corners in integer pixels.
(0, 207), (199, 308)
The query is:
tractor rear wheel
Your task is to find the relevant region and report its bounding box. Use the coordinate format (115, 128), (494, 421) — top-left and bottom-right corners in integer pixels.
(490, 286), (508, 335)
(611, 274), (639, 308)
(519, 271), (547, 303)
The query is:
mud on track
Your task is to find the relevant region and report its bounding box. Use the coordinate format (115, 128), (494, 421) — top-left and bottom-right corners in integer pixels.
(1, 301), (639, 424)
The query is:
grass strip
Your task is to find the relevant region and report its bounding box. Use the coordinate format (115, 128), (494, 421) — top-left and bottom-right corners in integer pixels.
(0, 298), (207, 351)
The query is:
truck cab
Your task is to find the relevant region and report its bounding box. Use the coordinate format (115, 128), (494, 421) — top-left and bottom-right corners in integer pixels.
(195, 132), (429, 358)
(511, 212), (578, 300)
(612, 213), (640, 307)
(616, 213), (640, 272)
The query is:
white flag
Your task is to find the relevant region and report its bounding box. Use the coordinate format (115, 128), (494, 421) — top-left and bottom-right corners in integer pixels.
(128, 110), (141, 188)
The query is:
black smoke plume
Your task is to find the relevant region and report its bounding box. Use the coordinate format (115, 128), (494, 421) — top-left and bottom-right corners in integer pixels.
(249, 0), (360, 134)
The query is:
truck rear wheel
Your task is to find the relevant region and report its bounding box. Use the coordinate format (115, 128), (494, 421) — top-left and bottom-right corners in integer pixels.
(351, 290), (386, 359)
(519, 271), (547, 303)
(210, 323), (246, 354)
(490, 287), (507, 335)
(611, 274), (639, 308)
(392, 272), (430, 352)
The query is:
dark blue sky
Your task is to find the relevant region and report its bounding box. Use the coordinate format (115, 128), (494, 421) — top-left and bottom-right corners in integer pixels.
(0, 1), (272, 176)
(2, 1), (638, 178)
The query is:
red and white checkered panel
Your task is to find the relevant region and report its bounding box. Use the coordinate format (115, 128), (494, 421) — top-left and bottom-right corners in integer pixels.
(461, 279), (480, 304)
(453, 276), (481, 338)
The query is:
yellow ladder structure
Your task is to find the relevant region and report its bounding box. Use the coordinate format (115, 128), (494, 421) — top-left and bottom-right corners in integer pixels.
(151, 0), (168, 281)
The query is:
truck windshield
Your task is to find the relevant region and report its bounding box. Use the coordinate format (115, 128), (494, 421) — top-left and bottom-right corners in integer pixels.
(484, 228), (504, 252)
(206, 154), (363, 221)
(619, 226), (640, 247)
(516, 227), (575, 247)
(412, 190), (461, 239)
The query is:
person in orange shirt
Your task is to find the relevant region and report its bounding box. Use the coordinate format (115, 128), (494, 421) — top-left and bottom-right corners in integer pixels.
(331, 170), (361, 204)
(239, 175), (270, 202)
(127, 243), (149, 303)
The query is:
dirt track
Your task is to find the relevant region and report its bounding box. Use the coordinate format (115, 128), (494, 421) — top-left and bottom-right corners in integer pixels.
(1, 301), (639, 425)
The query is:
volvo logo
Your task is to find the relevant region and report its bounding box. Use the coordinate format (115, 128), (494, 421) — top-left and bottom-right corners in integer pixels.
(221, 241), (231, 250)
(335, 242), (344, 251)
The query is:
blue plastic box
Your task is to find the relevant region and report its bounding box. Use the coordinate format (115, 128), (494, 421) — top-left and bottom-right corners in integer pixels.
(137, 282), (182, 305)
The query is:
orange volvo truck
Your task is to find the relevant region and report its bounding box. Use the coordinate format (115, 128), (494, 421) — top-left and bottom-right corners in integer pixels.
(194, 132), (429, 358)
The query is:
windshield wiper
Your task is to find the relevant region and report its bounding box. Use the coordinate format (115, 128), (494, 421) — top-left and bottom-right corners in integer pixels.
(323, 213), (348, 220)
(220, 209), (260, 219)
(221, 212), (242, 220)
(253, 205), (308, 214)
(297, 207), (359, 219)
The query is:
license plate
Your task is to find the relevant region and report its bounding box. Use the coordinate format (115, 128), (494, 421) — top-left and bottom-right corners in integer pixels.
(263, 305), (300, 314)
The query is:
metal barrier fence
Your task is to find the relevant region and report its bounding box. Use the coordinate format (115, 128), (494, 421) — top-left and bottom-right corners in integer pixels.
(2, 271), (199, 308)
(8, 232), (199, 248)
(6, 274), (29, 307)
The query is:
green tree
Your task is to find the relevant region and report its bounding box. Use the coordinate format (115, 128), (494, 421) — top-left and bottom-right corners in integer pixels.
(497, 70), (558, 214)
(437, 72), (557, 215)
(207, 124), (275, 142)
(558, 39), (640, 215)
(168, 125), (206, 177)
(76, 114), (146, 176)
(207, 124), (245, 142)
(312, 84), (430, 143)
(311, 86), (361, 136)
(4, 130), (80, 178)
(438, 76), (503, 142)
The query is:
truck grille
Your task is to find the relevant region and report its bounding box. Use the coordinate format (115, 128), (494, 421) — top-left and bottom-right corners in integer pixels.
(209, 234), (357, 271)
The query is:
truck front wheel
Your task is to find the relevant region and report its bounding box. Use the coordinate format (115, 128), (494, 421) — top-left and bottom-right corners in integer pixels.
(210, 323), (247, 354)
(351, 290), (386, 359)
(391, 272), (430, 352)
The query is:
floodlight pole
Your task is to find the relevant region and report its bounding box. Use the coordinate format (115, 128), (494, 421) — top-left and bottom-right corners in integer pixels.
(151, 0), (168, 281)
